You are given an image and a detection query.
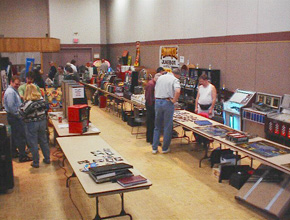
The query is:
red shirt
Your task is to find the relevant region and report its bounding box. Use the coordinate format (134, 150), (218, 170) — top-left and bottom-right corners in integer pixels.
(145, 79), (156, 106)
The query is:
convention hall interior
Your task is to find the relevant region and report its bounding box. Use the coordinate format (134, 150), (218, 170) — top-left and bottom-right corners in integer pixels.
(0, 0), (290, 220)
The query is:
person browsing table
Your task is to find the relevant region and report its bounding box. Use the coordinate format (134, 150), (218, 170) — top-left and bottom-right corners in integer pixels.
(4, 76), (32, 162)
(145, 70), (162, 144)
(152, 68), (181, 154)
(195, 73), (217, 118)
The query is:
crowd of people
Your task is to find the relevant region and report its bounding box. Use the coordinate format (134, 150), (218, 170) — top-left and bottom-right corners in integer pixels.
(3, 58), (84, 168)
(4, 75), (50, 168)
(3, 58), (217, 168)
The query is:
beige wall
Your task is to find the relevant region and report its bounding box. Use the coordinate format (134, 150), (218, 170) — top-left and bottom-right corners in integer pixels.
(107, 40), (290, 96)
(0, 0), (49, 38)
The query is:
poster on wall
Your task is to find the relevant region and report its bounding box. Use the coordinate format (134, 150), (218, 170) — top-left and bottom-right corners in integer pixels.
(25, 58), (35, 79)
(159, 45), (179, 69)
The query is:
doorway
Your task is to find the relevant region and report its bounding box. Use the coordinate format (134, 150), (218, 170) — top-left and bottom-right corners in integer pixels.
(60, 48), (92, 67)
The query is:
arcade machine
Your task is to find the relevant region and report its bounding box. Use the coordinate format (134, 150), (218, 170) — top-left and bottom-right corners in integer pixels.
(62, 80), (87, 119)
(265, 94), (290, 146)
(223, 89), (256, 131)
(242, 93), (282, 138)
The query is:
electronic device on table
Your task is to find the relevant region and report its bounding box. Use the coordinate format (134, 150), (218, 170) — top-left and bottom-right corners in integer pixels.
(242, 92), (282, 138)
(68, 104), (90, 133)
(223, 89), (256, 131)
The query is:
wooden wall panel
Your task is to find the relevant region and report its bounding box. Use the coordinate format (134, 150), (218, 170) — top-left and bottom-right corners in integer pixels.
(0, 38), (60, 52)
(41, 38), (60, 52)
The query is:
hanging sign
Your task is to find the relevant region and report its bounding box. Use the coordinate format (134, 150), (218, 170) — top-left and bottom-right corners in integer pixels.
(25, 58), (35, 80)
(159, 45), (179, 68)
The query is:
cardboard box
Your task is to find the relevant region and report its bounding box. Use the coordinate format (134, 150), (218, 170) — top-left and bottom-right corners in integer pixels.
(212, 167), (221, 179)
(0, 111), (8, 125)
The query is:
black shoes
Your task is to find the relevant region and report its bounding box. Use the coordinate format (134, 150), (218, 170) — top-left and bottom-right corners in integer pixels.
(43, 159), (51, 164)
(19, 156), (33, 163)
(31, 162), (39, 168)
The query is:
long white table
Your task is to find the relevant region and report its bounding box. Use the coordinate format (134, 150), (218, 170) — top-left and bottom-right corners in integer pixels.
(173, 110), (290, 175)
(49, 112), (101, 146)
(56, 135), (152, 220)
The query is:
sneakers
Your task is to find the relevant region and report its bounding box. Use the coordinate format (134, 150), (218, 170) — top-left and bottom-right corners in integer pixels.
(152, 150), (158, 154)
(31, 162), (39, 168)
(162, 148), (171, 154)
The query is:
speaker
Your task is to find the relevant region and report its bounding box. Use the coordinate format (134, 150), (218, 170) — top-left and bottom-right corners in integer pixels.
(209, 70), (220, 91)
(0, 125), (14, 192)
(0, 57), (9, 70)
(130, 71), (139, 93)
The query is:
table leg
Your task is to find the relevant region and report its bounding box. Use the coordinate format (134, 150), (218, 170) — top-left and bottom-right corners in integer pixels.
(199, 142), (210, 168)
(93, 193), (132, 220)
(53, 128), (57, 147)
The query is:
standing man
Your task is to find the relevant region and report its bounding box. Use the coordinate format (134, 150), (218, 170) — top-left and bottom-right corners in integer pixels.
(70, 59), (78, 74)
(18, 71), (41, 99)
(53, 65), (65, 88)
(145, 70), (162, 144)
(4, 76), (32, 162)
(48, 61), (57, 80)
(152, 68), (181, 154)
(195, 73), (217, 118)
(70, 59), (80, 81)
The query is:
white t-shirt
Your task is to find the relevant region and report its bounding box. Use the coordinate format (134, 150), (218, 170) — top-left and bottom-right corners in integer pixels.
(155, 72), (180, 99)
(198, 84), (213, 105)
(197, 84), (214, 117)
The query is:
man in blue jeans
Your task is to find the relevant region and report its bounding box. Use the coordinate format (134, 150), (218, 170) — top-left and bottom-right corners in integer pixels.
(4, 76), (32, 162)
(152, 68), (181, 154)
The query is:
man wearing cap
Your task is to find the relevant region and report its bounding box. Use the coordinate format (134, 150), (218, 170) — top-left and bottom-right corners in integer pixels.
(152, 68), (181, 154)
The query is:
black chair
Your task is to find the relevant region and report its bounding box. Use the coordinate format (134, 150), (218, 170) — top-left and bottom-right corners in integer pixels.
(131, 107), (146, 139)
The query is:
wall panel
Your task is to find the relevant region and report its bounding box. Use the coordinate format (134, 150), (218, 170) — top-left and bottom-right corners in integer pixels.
(0, 0), (48, 38)
(225, 43), (257, 92)
(108, 40), (290, 96)
(255, 42), (290, 95)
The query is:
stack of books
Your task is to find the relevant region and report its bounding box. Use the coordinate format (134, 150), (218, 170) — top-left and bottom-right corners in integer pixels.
(88, 163), (133, 183)
(117, 175), (147, 187)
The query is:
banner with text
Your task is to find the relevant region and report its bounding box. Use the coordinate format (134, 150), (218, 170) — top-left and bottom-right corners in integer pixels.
(159, 45), (179, 69)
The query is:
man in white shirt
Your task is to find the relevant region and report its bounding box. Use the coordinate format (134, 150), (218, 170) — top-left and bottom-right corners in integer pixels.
(195, 73), (217, 118)
(152, 68), (181, 154)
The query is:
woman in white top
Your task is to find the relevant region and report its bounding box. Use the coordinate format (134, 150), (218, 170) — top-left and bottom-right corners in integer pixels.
(195, 73), (217, 118)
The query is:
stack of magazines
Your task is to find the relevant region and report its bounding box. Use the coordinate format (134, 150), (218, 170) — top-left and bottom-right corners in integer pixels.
(88, 163), (133, 183)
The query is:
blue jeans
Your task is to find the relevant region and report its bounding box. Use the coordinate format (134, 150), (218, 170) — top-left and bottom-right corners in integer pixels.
(7, 114), (26, 158)
(24, 119), (50, 165)
(153, 99), (174, 151)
